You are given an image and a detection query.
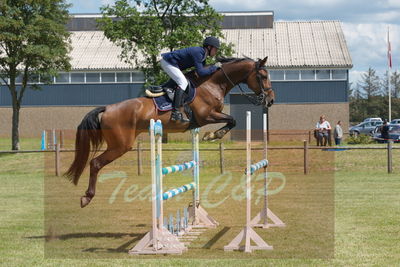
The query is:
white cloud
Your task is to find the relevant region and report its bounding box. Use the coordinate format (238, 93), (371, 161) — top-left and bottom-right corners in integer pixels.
(387, 0), (400, 8)
(349, 70), (365, 85)
(342, 22), (400, 77)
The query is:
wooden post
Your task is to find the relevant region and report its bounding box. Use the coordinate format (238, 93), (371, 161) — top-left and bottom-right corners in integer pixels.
(387, 140), (393, 174)
(219, 142), (224, 174)
(59, 130), (64, 149)
(52, 129), (56, 150)
(308, 131), (312, 143)
(266, 108), (270, 143)
(304, 140), (308, 175)
(137, 141), (143, 176)
(55, 143), (60, 176)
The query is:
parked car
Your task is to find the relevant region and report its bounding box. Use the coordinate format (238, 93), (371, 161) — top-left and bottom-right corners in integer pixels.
(363, 117), (383, 123)
(372, 124), (400, 143)
(390, 119), (400, 124)
(349, 121), (383, 136)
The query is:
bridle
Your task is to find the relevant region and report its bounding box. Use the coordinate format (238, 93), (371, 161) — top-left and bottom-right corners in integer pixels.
(220, 61), (271, 106)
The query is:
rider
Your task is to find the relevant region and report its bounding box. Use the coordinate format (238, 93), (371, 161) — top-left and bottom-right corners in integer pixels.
(160, 36), (222, 123)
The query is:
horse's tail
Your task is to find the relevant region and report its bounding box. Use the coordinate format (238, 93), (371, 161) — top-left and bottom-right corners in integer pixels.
(65, 106), (106, 185)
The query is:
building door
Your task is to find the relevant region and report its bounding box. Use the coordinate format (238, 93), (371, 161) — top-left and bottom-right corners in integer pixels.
(229, 94), (266, 141)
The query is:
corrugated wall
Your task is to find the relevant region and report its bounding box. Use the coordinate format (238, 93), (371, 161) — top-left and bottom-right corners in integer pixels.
(231, 80), (348, 103)
(0, 83), (144, 106)
(2, 80), (348, 106)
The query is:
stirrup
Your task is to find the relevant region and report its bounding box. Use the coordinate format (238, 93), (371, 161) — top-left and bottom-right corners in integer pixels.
(149, 85), (164, 93)
(171, 110), (190, 123)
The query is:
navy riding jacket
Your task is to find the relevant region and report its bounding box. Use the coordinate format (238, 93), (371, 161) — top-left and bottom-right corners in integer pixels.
(162, 47), (217, 77)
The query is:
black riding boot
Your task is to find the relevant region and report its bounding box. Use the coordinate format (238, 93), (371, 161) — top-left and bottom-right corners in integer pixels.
(171, 89), (190, 123)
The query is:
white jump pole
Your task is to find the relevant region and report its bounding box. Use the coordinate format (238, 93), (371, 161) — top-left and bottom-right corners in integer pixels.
(130, 120), (218, 255)
(129, 119), (186, 255)
(250, 113), (286, 228)
(224, 111), (273, 252)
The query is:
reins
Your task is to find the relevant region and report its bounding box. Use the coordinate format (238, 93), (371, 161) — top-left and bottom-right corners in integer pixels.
(219, 63), (266, 106)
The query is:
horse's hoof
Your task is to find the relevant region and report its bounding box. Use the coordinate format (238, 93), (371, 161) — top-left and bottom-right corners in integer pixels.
(202, 132), (215, 141)
(80, 196), (92, 208)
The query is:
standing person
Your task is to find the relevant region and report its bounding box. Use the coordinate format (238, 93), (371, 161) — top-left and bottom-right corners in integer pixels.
(160, 36), (221, 123)
(381, 120), (390, 142)
(334, 121), (343, 145)
(315, 115), (331, 146)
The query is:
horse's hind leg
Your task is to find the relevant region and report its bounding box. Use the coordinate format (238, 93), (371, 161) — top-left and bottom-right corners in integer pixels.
(81, 126), (137, 208)
(81, 147), (128, 208)
(202, 112), (236, 141)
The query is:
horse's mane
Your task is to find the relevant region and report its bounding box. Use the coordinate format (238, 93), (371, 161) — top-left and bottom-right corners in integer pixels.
(216, 56), (254, 64)
(184, 56), (255, 85)
(185, 56), (253, 76)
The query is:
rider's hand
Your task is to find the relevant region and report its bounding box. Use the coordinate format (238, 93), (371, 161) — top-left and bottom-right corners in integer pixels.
(214, 62), (222, 68)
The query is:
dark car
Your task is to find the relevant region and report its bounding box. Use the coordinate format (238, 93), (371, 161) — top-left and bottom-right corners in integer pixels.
(372, 124), (400, 143)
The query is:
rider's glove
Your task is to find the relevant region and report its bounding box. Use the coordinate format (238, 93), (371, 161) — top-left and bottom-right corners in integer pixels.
(214, 62), (222, 68)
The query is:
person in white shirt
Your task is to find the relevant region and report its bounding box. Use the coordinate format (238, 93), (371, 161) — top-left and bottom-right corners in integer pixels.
(315, 115), (331, 146)
(334, 121), (343, 145)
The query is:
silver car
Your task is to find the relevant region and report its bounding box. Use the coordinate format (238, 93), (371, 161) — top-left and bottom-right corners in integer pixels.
(349, 121), (383, 136)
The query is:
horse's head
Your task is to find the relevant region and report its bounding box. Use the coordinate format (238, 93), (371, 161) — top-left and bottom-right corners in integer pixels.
(245, 57), (275, 108)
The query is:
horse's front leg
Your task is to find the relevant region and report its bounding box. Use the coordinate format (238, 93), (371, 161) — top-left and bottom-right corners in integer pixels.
(202, 112), (236, 141)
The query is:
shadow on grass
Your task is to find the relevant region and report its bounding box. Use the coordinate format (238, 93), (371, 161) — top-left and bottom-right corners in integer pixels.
(202, 227), (230, 249)
(26, 232), (144, 253)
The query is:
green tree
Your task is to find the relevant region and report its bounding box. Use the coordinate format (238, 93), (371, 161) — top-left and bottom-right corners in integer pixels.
(381, 70), (390, 96)
(0, 0), (71, 150)
(391, 71), (400, 98)
(357, 67), (381, 99)
(98, 0), (234, 86)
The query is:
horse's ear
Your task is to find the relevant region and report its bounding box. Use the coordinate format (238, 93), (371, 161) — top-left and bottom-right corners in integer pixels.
(259, 56), (268, 67)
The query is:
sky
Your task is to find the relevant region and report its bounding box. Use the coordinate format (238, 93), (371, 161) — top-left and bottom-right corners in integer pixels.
(67, 0), (400, 86)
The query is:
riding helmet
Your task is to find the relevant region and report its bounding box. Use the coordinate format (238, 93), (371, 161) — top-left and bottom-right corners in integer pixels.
(203, 36), (220, 49)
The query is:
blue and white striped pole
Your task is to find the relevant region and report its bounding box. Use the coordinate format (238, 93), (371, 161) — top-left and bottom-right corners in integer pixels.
(162, 160), (196, 175)
(41, 130), (46, 151)
(250, 159), (269, 174)
(162, 182), (196, 200)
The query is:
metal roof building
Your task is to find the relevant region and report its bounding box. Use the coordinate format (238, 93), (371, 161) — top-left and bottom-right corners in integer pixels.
(68, 20), (352, 70)
(0, 11), (353, 138)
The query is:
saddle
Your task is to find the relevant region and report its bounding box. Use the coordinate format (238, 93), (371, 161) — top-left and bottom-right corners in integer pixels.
(145, 78), (195, 102)
(145, 79), (197, 125)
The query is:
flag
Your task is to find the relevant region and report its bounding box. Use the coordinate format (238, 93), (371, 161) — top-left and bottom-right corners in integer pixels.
(388, 29), (392, 69)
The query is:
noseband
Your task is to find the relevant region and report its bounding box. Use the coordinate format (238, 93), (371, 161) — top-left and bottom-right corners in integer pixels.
(220, 61), (270, 106)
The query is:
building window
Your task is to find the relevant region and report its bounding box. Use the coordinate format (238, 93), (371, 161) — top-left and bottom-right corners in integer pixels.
(15, 74), (24, 84)
(71, 73), (85, 83)
(101, 72), (115, 83)
(332, 69), (347, 80)
(86, 73), (100, 83)
(132, 71), (145, 82)
(56, 73), (69, 83)
(117, 72), (130, 82)
(269, 70), (284, 81)
(40, 74), (54, 84)
(300, 70), (315, 80)
(316, 70), (330, 80)
(28, 74), (39, 84)
(285, 70), (299, 80)
(0, 76), (7, 85)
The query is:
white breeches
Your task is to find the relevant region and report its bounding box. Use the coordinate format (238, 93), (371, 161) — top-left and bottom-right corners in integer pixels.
(160, 58), (188, 90)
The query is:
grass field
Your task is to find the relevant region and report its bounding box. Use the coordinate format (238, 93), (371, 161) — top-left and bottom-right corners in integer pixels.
(0, 137), (399, 266)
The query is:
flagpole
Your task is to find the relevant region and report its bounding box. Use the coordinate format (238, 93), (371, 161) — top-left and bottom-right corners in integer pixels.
(388, 27), (392, 122)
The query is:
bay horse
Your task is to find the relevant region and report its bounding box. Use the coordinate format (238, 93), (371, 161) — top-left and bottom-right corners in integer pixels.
(65, 56), (275, 208)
